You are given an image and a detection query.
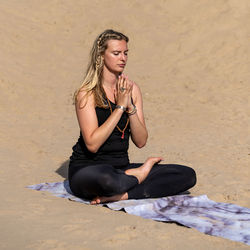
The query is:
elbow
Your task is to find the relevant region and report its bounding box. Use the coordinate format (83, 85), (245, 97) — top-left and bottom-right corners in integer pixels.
(133, 132), (148, 148)
(137, 142), (146, 148)
(86, 144), (99, 154)
(83, 134), (100, 153)
(136, 135), (148, 148)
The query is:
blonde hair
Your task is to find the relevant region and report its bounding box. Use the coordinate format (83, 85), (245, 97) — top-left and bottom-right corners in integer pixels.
(74, 29), (129, 108)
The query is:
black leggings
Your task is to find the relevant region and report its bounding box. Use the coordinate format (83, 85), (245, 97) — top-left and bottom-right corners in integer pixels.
(68, 162), (196, 200)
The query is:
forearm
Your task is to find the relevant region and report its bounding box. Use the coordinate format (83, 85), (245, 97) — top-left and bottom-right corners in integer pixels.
(86, 108), (124, 153)
(129, 113), (148, 148)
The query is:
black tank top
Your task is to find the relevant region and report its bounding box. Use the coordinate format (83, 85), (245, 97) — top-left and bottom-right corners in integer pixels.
(70, 100), (130, 167)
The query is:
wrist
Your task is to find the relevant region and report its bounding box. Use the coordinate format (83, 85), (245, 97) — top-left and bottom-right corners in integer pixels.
(126, 104), (137, 116)
(115, 105), (126, 112)
(127, 104), (134, 112)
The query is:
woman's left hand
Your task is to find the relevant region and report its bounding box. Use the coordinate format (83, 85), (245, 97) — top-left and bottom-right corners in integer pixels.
(123, 75), (134, 111)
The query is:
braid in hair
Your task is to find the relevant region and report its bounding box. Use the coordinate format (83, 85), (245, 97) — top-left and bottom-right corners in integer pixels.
(95, 32), (106, 72)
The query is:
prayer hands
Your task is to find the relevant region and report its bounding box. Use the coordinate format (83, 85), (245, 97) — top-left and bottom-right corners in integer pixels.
(115, 74), (133, 109)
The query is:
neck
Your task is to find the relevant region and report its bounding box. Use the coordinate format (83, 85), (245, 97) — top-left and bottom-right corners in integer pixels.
(102, 66), (120, 89)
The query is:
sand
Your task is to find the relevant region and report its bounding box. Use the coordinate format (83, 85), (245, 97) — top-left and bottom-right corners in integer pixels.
(0, 0), (249, 249)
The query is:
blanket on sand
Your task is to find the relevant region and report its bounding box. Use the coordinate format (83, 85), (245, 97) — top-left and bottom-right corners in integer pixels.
(27, 181), (250, 245)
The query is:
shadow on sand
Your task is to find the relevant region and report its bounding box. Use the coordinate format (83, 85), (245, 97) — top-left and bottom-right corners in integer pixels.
(55, 159), (70, 179)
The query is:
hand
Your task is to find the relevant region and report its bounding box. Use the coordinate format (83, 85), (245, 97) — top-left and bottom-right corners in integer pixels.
(115, 74), (133, 108)
(125, 76), (134, 111)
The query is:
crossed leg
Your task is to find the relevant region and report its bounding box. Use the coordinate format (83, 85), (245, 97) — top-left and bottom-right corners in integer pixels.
(90, 157), (163, 204)
(69, 157), (196, 205)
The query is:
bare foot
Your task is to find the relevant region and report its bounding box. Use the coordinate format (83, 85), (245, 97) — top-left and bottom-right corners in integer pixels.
(125, 157), (163, 184)
(90, 192), (128, 205)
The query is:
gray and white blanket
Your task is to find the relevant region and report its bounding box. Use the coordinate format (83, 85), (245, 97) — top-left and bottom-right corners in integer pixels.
(27, 181), (250, 245)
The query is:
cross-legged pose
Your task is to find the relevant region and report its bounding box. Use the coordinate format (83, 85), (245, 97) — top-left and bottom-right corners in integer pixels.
(68, 29), (196, 204)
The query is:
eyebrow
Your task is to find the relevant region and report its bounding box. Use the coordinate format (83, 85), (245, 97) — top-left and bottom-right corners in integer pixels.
(112, 49), (129, 52)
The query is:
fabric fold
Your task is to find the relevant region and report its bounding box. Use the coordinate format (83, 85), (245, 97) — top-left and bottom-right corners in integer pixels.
(27, 181), (250, 246)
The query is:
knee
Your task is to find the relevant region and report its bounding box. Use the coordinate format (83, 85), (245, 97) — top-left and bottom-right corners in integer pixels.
(185, 167), (197, 188)
(97, 173), (118, 195)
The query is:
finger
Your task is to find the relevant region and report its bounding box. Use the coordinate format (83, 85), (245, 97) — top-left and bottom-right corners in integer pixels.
(124, 80), (129, 94)
(128, 85), (133, 97)
(123, 77), (128, 92)
(117, 75), (121, 89)
(120, 76), (125, 89)
(126, 77), (131, 90)
(118, 76), (123, 95)
(128, 83), (133, 93)
(125, 79), (132, 93)
(124, 76), (131, 87)
(128, 79), (134, 88)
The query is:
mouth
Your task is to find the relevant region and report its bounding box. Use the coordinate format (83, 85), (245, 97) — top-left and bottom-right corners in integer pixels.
(118, 64), (126, 68)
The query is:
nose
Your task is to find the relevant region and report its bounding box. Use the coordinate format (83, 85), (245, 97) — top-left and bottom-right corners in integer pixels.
(120, 53), (127, 62)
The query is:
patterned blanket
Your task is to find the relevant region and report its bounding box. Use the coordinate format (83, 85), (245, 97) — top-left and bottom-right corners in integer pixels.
(27, 181), (250, 245)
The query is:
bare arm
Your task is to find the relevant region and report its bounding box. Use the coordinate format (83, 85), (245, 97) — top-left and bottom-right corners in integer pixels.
(76, 77), (132, 153)
(76, 92), (124, 153)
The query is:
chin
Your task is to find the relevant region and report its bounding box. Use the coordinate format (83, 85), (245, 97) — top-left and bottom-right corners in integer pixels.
(113, 69), (124, 75)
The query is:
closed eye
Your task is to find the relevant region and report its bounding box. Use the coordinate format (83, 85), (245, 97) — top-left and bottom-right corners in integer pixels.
(112, 50), (129, 56)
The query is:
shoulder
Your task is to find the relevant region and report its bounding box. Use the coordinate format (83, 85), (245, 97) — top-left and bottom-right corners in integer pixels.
(131, 81), (140, 92)
(75, 89), (95, 110)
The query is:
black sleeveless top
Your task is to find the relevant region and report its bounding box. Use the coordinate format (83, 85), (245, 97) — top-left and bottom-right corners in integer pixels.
(70, 101), (130, 167)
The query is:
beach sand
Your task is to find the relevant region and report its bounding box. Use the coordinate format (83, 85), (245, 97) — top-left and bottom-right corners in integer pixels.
(0, 0), (249, 249)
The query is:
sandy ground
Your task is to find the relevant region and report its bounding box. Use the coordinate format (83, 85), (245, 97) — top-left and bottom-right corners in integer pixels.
(0, 0), (249, 249)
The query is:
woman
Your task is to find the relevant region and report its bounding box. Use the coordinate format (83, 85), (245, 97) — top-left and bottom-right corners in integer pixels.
(68, 29), (196, 204)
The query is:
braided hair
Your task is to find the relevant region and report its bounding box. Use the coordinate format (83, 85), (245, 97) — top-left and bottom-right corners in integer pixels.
(74, 29), (129, 108)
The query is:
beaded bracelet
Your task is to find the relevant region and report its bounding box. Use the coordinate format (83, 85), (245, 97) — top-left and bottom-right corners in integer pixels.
(128, 109), (137, 116)
(126, 104), (137, 116)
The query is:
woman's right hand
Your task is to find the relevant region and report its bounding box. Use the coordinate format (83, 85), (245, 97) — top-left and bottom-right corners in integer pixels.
(115, 75), (133, 108)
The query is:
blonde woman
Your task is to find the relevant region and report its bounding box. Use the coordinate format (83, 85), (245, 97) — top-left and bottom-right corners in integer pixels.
(69, 29), (196, 204)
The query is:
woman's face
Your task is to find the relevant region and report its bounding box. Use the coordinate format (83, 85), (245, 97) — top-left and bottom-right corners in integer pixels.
(102, 39), (128, 74)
